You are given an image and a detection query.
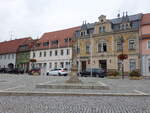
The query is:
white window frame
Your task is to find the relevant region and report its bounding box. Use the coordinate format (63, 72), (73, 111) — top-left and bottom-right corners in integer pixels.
(98, 41), (107, 53)
(129, 59), (136, 71)
(128, 39), (136, 50)
(147, 40), (150, 49)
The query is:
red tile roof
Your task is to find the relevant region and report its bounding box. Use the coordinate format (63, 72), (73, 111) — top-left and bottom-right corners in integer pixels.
(34, 26), (80, 50)
(141, 13), (150, 25)
(0, 38), (31, 54)
(17, 38), (38, 52)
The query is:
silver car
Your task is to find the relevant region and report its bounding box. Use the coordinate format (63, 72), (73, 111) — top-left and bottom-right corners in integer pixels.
(46, 68), (68, 76)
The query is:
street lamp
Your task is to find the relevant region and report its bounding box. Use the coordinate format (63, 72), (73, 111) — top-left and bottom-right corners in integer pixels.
(118, 36), (128, 79)
(120, 36), (124, 79)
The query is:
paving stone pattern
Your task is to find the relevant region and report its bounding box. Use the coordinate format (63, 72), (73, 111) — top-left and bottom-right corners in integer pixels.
(0, 96), (150, 113)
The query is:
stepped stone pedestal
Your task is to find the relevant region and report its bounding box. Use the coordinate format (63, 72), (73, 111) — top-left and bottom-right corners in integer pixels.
(65, 64), (82, 84)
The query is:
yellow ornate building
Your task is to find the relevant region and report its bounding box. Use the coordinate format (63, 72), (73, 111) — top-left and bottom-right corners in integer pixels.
(75, 13), (142, 74)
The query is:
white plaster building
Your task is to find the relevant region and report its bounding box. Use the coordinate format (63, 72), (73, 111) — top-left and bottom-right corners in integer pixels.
(0, 53), (16, 68)
(30, 47), (72, 71)
(30, 26), (80, 73)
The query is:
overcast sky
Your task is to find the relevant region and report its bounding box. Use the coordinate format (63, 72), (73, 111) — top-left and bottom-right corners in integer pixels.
(0, 0), (150, 42)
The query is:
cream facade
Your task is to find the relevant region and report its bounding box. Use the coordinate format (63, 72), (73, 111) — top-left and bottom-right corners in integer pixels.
(75, 14), (142, 74)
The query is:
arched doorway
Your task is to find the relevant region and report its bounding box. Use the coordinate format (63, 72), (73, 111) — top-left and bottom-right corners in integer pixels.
(8, 63), (14, 69)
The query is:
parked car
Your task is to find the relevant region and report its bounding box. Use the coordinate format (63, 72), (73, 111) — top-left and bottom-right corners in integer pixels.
(28, 68), (41, 75)
(5, 68), (24, 74)
(47, 68), (68, 76)
(0, 68), (7, 73)
(79, 68), (106, 78)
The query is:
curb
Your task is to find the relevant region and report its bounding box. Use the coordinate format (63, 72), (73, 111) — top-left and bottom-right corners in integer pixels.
(0, 91), (149, 96)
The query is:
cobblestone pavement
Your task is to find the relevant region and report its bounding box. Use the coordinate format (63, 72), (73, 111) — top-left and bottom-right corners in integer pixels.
(0, 96), (150, 113)
(0, 74), (150, 95)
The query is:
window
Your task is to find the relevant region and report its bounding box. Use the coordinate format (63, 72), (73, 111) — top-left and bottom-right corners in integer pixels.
(99, 26), (105, 33)
(77, 46), (80, 54)
(117, 40), (122, 51)
(39, 52), (42, 57)
(0, 55), (2, 59)
(64, 38), (71, 43)
(118, 60), (122, 71)
(43, 63), (47, 67)
(80, 32), (83, 37)
(130, 59), (136, 71)
(98, 42), (107, 52)
(148, 40), (150, 49)
(148, 59), (150, 72)
(86, 44), (90, 54)
(33, 52), (35, 58)
(4, 55), (6, 59)
(103, 26), (105, 32)
(54, 62), (57, 68)
(67, 49), (70, 55)
(12, 54), (14, 59)
(49, 62), (52, 68)
(61, 50), (63, 56)
(55, 50), (57, 56)
(44, 51), (46, 57)
(51, 40), (58, 45)
(43, 42), (49, 46)
(60, 62), (64, 68)
(8, 54), (10, 59)
(49, 51), (52, 56)
(36, 43), (41, 47)
(129, 39), (136, 50)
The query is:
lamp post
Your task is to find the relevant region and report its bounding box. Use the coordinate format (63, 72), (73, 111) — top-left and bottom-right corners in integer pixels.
(120, 36), (124, 79)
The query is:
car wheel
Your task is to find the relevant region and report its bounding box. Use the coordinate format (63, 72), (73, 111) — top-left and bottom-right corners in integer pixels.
(58, 73), (61, 76)
(46, 72), (49, 76)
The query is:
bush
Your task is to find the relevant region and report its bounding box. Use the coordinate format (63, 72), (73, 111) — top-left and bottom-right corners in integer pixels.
(129, 70), (141, 77)
(107, 70), (120, 76)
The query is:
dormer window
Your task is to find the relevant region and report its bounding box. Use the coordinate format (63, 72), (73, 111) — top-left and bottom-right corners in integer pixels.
(99, 26), (105, 33)
(64, 38), (71, 43)
(51, 40), (58, 45)
(43, 42), (49, 46)
(36, 43), (41, 47)
(80, 32), (83, 37)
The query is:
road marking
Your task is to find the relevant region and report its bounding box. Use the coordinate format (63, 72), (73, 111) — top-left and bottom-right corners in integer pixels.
(134, 90), (147, 95)
(98, 81), (107, 86)
(2, 85), (25, 91)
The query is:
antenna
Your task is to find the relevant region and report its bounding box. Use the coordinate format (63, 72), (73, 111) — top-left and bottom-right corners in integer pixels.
(126, 11), (128, 17)
(117, 10), (120, 18)
(10, 31), (14, 40)
(123, 12), (125, 17)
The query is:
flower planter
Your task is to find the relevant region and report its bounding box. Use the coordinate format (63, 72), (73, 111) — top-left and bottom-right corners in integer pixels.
(129, 76), (143, 80)
(108, 76), (120, 79)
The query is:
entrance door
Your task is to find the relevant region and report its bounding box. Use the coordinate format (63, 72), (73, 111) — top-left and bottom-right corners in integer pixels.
(99, 60), (107, 70)
(8, 63), (14, 69)
(81, 61), (86, 71)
